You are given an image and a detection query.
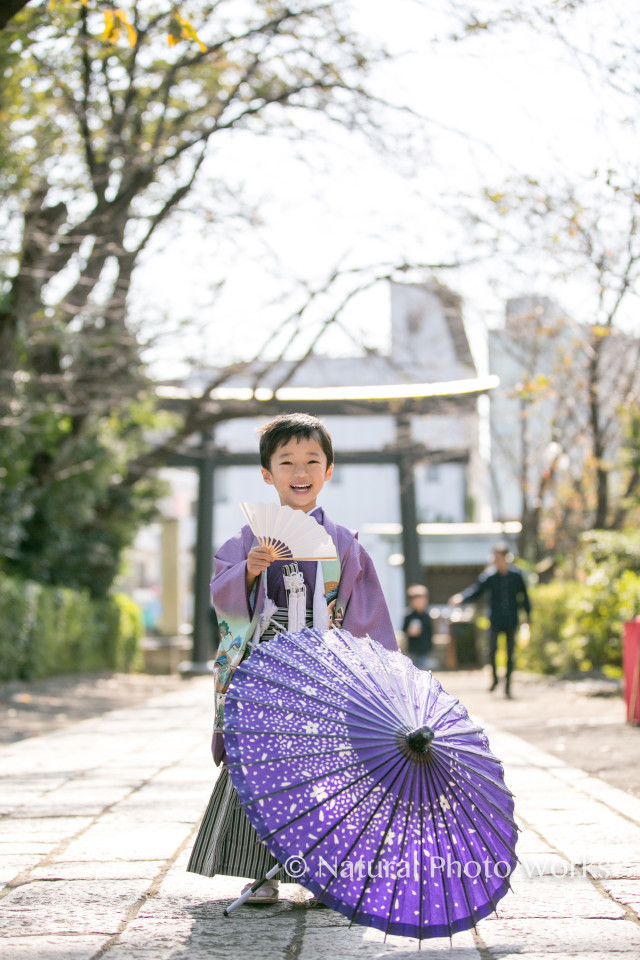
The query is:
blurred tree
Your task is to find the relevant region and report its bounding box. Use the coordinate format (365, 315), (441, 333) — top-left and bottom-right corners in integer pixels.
(485, 175), (640, 557)
(488, 300), (568, 561)
(0, 0), (388, 593)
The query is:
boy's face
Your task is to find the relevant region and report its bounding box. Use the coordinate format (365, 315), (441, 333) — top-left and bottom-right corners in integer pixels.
(261, 435), (333, 512)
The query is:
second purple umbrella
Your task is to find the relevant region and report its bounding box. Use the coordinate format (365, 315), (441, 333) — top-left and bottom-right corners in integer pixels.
(224, 628), (518, 940)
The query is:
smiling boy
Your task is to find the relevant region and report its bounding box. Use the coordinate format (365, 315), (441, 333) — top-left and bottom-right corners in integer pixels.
(245, 421), (335, 592)
(187, 412), (398, 902)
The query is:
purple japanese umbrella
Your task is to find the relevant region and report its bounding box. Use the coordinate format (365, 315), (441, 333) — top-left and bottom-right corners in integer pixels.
(223, 628), (518, 940)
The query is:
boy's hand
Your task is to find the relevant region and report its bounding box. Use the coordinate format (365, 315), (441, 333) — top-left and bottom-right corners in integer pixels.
(247, 545), (274, 579)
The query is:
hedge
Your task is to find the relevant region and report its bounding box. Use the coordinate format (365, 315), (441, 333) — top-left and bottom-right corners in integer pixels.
(0, 574), (143, 682)
(517, 567), (640, 676)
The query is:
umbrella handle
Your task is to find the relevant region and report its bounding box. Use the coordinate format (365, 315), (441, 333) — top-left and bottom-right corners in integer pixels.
(223, 863), (282, 917)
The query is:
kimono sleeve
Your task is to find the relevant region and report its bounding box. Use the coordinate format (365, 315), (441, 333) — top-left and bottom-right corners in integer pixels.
(210, 526), (258, 622)
(209, 527), (261, 769)
(340, 541), (398, 651)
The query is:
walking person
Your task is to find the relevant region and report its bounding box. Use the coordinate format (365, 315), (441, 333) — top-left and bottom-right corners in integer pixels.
(449, 543), (530, 698)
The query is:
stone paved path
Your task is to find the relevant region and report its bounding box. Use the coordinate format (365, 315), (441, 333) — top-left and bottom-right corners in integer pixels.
(1, 676), (639, 959)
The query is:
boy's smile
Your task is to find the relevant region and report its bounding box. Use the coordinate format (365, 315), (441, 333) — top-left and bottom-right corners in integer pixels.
(261, 436), (333, 512)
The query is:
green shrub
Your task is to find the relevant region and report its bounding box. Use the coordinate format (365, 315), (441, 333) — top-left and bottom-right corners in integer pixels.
(110, 593), (144, 672)
(579, 529), (640, 573)
(518, 565), (640, 676)
(518, 580), (577, 674)
(560, 567), (639, 672)
(0, 574), (144, 681)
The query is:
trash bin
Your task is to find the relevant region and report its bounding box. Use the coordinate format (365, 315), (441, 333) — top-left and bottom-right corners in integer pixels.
(448, 610), (479, 668)
(623, 621), (640, 725)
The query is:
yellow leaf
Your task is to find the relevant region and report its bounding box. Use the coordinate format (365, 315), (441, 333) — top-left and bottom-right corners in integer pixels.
(124, 19), (137, 46)
(102, 9), (119, 44)
(101, 8), (137, 47)
(168, 10), (207, 52)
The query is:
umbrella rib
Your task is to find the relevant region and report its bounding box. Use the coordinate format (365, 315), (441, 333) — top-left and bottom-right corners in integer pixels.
(279, 750), (409, 876)
(433, 740), (505, 764)
(313, 752), (411, 918)
(224, 726), (397, 740)
(426, 758), (484, 929)
(427, 755), (507, 918)
(428, 696), (467, 731)
(225, 743), (362, 768)
(256, 743), (410, 842)
(337, 629), (416, 729)
(318, 629), (418, 730)
(433, 725), (485, 739)
(445, 766), (519, 832)
(227, 690), (399, 739)
(429, 751), (520, 843)
(436, 749), (518, 853)
(233, 654), (399, 734)
(381, 760), (419, 942)
(276, 628), (394, 706)
(228, 680), (393, 733)
(241, 742), (400, 813)
(416, 752), (427, 942)
(417, 668), (434, 726)
(287, 629), (415, 731)
(254, 631), (411, 731)
(420, 760), (455, 935)
(432, 746), (514, 799)
(345, 758), (416, 929)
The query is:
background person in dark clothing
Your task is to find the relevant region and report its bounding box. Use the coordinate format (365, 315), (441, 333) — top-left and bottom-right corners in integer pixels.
(449, 543), (530, 698)
(401, 585), (434, 669)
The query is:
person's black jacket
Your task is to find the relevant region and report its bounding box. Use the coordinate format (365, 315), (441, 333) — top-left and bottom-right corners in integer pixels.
(401, 608), (433, 656)
(460, 565), (530, 630)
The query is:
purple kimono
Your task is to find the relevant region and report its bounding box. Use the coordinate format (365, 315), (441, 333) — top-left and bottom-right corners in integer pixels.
(210, 506), (397, 765)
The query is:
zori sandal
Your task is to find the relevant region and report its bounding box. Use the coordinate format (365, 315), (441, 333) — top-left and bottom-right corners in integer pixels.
(241, 879), (280, 904)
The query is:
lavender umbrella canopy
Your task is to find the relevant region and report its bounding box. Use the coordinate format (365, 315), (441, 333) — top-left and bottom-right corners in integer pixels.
(224, 628), (518, 940)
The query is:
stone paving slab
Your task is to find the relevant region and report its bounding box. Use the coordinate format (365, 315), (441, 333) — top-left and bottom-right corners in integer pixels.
(0, 936), (111, 960)
(474, 916), (640, 954)
(2, 878), (151, 937)
(30, 859), (166, 881)
(0, 676), (639, 959)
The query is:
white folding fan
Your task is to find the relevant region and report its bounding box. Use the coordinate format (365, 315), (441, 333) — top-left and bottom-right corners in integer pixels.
(239, 502), (337, 561)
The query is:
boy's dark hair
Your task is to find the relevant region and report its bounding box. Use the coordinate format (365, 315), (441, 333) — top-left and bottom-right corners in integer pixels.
(257, 413), (334, 470)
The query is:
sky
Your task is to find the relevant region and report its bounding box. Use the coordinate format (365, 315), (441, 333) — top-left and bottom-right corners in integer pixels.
(129, 0), (638, 380)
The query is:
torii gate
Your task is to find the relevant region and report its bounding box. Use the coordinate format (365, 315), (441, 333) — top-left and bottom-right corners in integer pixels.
(159, 375), (498, 672)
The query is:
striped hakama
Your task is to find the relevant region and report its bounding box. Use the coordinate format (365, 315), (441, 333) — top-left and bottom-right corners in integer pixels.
(187, 605), (313, 881)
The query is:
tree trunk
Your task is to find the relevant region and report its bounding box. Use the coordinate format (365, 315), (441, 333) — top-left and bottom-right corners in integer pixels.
(589, 334), (608, 528)
(0, 0), (33, 30)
